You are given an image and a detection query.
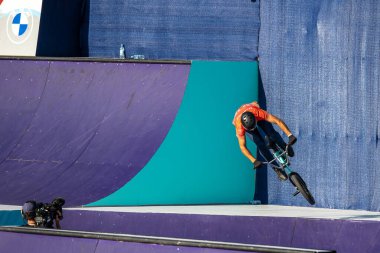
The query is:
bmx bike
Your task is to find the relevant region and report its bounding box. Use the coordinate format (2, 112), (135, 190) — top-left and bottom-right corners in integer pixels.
(261, 133), (315, 205)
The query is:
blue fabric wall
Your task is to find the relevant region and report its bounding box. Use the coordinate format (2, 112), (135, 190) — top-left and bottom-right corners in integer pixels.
(83, 0), (260, 60)
(258, 0), (380, 210)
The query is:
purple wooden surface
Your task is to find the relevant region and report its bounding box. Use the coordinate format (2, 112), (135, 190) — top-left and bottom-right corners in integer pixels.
(333, 220), (380, 253)
(62, 211), (296, 246)
(0, 231), (253, 253)
(0, 60), (190, 206)
(95, 240), (249, 253)
(0, 231), (98, 253)
(291, 218), (343, 250)
(0, 60), (50, 162)
(63, 210), (380, 252)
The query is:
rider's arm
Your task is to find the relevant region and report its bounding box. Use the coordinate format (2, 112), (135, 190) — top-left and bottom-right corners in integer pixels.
(265, 114), (292, 137)
(237, 134), (257, 163)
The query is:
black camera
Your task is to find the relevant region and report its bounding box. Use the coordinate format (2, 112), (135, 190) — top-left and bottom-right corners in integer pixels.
(34, 198), (65, 228)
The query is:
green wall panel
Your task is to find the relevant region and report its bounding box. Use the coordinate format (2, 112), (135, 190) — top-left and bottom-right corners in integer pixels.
(89, 61), (258, 206)
(0, 211), (24, 226)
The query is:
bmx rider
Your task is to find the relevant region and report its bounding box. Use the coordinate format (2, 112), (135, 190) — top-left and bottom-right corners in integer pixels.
(232, 101), (297, 180)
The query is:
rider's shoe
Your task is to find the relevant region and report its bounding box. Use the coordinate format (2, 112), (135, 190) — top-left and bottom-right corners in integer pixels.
(274, 168), (288, 181)
(288, 146), (295, 157)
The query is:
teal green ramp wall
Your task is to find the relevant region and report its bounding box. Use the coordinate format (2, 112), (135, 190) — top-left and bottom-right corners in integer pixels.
(0, 211), (24, 226)
(89, 61), (258, 206)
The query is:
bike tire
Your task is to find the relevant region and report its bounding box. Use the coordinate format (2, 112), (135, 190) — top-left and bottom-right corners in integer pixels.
(289, 172), (315, 205)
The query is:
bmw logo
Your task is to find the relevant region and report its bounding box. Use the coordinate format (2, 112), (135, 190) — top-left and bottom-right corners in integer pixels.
(6, 9), (34, 44)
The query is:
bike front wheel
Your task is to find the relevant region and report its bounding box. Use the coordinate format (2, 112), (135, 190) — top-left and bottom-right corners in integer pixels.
(290, 172), (315, 205)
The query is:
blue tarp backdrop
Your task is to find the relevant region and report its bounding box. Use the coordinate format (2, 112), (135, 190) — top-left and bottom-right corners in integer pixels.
(83, 0), (260, 60)
(258, 0), (380, 210)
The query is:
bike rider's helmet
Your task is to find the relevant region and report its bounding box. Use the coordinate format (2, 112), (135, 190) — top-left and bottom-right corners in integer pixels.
(241, 111), (257, 131)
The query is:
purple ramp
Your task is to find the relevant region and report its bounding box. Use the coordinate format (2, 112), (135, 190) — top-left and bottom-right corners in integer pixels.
(62, 210), (380, 252)
(0, 231), (254, 253)
(333, 220), (380, 253)
(0, 60), (50, 162)
(95, 240), (249, 253)
(0, 231), (98, 253)
(0, 59), (190, 206)
(63, 211), (296, 246)
(291, 218), (343, 250)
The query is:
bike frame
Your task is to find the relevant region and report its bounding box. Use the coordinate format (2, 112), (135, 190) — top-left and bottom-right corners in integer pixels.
(255, 125), (293, 175)
(266, 145), (293, 176)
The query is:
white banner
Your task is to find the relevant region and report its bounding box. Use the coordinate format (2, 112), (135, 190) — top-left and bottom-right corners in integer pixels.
(0, 0), (43, 56)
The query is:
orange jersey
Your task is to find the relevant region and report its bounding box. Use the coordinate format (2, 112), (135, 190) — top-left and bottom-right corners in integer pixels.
(233, 103), (268, 137)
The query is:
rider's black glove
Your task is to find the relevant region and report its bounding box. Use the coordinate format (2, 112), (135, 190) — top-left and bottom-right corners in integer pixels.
(253, 160), (263, 169)
(288, 135), (297, 146)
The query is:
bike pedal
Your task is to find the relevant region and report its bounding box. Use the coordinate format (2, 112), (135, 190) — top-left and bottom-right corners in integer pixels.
(293, 190), (300, 196)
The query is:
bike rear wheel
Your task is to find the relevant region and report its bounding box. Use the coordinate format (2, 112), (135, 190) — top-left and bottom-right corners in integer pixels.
(289, 172), (315, 205)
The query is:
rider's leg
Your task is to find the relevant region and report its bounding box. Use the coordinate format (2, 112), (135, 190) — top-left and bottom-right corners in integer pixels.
(247, 129), (288, 181)
(257, 121), (295, 157)
(246, 129), (277, 163)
